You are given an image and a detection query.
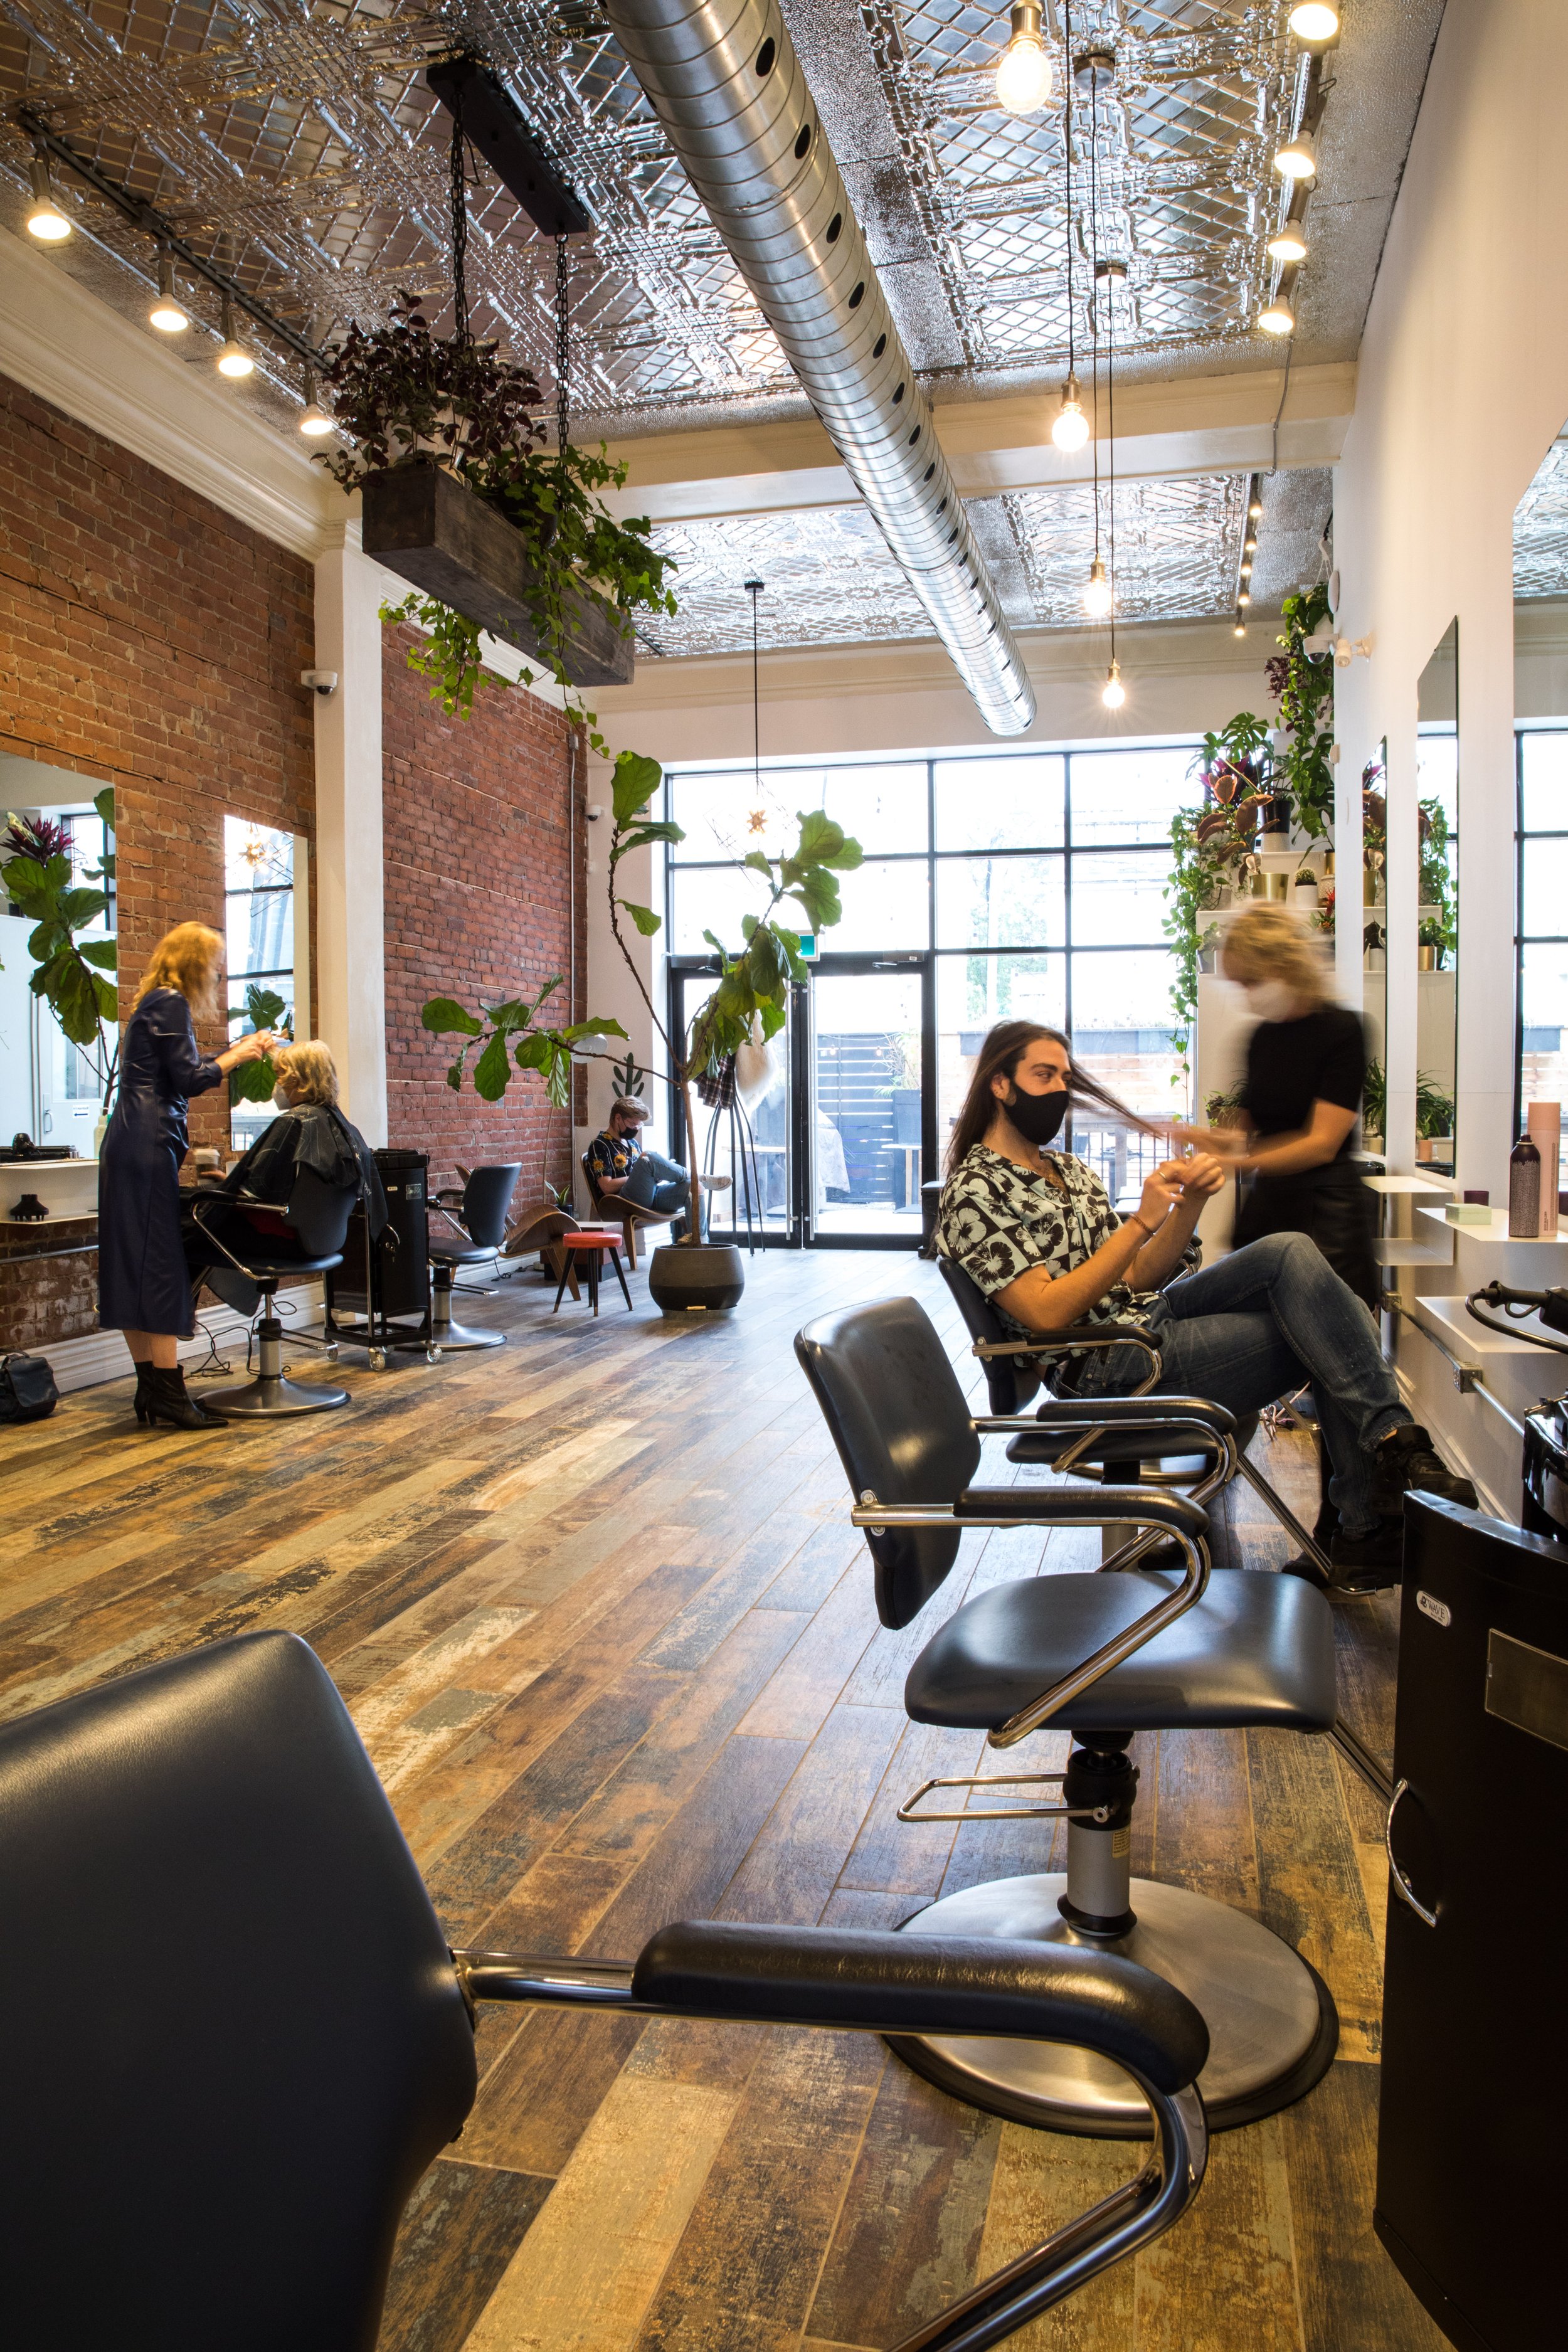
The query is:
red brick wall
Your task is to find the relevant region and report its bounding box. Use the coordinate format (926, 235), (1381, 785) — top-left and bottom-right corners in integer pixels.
(382, 625), (585, 1200)
(0, 371), (316, 1342)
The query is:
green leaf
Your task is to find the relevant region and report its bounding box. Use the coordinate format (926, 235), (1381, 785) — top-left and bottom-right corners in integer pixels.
(618, 900), (662, 937)
(513, 1034), (551, 1071)
(793, 811), (864, 871)
(40, 950), (103, 1047)
(743, 850), (773, 876)
(421, 996), (484, 1037)
(561, 1015), (628, 1042)
(610, 820), (685, 867)
(611, 749), (663, 827)
(785, 869), (843, 932)
(56, 887), (109, 930)
(228, 1053), (278, 1105)
(93, 786), (115, 832)
(473, 1030), (513, 1100)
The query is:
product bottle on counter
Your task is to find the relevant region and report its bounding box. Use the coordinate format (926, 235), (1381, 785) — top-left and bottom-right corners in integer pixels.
(1509, 1131), (1542, 1237)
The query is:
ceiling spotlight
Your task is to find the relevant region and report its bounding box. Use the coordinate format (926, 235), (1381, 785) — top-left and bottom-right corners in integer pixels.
(149, 250), (189, 334)
(1052, 373), (1089, 451)
(1233, 618), (1248, 638)
(1101, 659), (1125, 711)
(1273, 127), (1316, 182)
(1268, 216), (1310, 265)
(1258, 295), (1296, 337)
(1240, 563), (1253, 581)
(297, 368), (334, 437)
(1237, 588), (1253, 608)
(1288, 3), (1340, 40)
(1082, 557), (1113, 618)
(26, 152), (72, 242)
(216, 294), (254, 378)
(1249, 494), (1264, 519)
(995, 1), (1053, 115)
(1244, 533), (1258, 553)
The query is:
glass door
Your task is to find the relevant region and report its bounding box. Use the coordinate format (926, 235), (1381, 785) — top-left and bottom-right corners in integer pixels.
(806, 957), (931, 1246)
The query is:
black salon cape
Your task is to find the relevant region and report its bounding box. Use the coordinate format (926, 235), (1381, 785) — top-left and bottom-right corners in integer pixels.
(184, 1104), (388, 1319)
(97, 988), (225, 1338)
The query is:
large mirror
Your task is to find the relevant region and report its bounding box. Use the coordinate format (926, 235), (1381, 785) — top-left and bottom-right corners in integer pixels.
(1414, 622), (1458, 1173)
(1514, 428), (1568, 1222)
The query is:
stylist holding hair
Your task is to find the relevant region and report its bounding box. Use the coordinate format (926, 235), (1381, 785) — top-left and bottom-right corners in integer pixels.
(1179, 904), (1378, 1311)
(98, 921), (273, 1429)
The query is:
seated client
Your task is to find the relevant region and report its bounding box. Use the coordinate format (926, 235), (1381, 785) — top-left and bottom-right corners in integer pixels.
(586, 1095), (692, 1236)
(184, 1039), (388, 1319)
(935, 1020), (1475, 1587)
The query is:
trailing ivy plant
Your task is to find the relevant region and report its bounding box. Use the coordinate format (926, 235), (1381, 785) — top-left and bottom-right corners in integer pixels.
(1263, 584), (1335, 840)
(1, 792), (119, 1110)
(420, 974), (626, 1110)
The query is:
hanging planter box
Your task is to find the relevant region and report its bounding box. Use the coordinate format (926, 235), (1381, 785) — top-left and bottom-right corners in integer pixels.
(360, 460), (634, 688)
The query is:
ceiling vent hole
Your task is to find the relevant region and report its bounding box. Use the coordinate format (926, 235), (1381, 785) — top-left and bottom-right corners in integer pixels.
(873, 332), (887, 358)
(849, 281), (865, 307)
(795, 124), (812, 159)
(826, 213), (842, 243)
(755, 37), (776, 76)
(893, 381), (906, 403)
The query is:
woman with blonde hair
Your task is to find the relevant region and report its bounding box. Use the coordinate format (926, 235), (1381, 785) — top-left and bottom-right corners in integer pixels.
(98, 921), (274, 1428)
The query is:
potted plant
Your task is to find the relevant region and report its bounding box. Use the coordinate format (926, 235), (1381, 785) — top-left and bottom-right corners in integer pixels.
(420, 973), (625, 1108)
(1, 796), (118, 1149)
(1362, 1057), (1386, 1151)
(1415, 1073), (1456, 1161)
(315, 294), (677, 710)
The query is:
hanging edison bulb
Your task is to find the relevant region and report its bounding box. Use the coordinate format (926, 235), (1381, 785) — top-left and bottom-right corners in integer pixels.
(1082, 558), (1113, 618)
(1102, 659), (1125, 709)
(1052, 373), (1089, 452)
(995, 1), (1052, 114)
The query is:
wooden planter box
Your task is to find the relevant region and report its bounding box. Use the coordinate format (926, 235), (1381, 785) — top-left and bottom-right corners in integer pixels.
(360, 460), (634, 688)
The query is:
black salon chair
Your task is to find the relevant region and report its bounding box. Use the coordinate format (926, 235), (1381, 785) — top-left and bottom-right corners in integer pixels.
(797, 1294), (1343, 2137)
(0, 1629), (1210, 2349)
(421, 1162), (521, 1351)
(191, 1169), (356, 1416)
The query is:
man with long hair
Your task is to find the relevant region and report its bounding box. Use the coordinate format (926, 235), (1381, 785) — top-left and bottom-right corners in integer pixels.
(935, 1021), (1475, 1589)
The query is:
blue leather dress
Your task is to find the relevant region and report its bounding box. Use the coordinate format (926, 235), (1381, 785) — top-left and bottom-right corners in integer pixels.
(97, 988), (223, 1335)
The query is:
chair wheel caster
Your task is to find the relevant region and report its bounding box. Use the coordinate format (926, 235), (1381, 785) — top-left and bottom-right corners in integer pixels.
(369, 1349), (386, 1372)
(325, 1343), (339, 1359)
(426, 1346), (441, 1364)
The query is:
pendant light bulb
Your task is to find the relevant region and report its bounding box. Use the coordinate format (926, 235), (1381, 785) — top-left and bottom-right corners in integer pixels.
(1052, 373), (1089, 452)
(1101, 659), (1125, 711)
(1081, 557), (1113, 619)
(1273, 128), (1316, 183)
(1288, 3), (1339, 41)
(1257, 295), (1296, 337)
(1233, 618), (1248, 638)
(1268, 216), (1310, 265)
(1244, 532), (1258, 554)
(149, 250), (189, 334)
(995, 3), (1052, 115)
(297, 367), (334, 437)
(1248, 494), (1264, 520)
(1237, 589), (1252, 608)
(216, 295), (254, 378)
(26, 153), (72, 241)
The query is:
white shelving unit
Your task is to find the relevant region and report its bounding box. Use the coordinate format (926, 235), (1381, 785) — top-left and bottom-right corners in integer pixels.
(0, 1157), (98, 1225)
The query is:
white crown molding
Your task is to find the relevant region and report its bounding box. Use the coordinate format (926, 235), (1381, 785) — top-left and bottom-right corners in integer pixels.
(0, 228), (342, 561)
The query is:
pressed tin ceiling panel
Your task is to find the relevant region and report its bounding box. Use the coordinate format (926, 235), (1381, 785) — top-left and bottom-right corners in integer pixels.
(1515, 442), (1568, 603)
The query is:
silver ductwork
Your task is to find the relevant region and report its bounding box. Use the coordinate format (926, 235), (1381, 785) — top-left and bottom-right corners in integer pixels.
(603, 0), (1037, 736)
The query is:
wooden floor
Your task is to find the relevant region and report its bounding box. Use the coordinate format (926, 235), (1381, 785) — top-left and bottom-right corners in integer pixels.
(1, 1249), (1448, 2352)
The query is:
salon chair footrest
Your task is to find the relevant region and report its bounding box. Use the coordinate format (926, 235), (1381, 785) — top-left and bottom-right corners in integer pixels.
(204, 1370), (352, 1417)
(891, 1872), (1336, 2139)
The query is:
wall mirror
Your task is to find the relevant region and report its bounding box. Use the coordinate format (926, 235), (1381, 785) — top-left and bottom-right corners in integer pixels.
(1513, 425), (1568, 1216)
(1362, 736), (1387, 1156)
(1414, 622), (1458, 1173)
(0, 751), (115, 1159)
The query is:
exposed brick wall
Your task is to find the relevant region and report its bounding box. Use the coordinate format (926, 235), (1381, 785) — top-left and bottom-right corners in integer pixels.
(0, 371), (317, 1343)
(383, 627), (585, 1200)
(0, 1225), (98, 1352)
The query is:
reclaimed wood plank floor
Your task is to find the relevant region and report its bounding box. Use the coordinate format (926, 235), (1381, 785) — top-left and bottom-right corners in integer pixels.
(0, 1248), (1447, 2352)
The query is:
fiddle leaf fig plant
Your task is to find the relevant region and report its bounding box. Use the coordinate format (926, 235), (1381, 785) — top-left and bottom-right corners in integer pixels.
(227, 983), (294, 1107)
(421, 975), (626, 1110)
(1, 787), (120, 1110)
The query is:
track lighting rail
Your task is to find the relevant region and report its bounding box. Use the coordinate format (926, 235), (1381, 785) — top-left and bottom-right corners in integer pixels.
(14, 109), (327, 374)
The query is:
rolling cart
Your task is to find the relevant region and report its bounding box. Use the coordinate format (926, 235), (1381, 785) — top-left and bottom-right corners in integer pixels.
(322, 1148), (438, 1367)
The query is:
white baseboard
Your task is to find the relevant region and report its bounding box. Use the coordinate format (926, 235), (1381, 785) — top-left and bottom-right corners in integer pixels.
(41, 1282), (326, 1394)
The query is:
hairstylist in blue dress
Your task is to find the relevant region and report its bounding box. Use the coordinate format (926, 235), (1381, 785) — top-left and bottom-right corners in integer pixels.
(98, 921), (275, 1430)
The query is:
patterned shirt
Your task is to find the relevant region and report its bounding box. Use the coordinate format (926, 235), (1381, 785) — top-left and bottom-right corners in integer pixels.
(935, 1143), (1162, 1350)
(585, 1128), (644, 1187)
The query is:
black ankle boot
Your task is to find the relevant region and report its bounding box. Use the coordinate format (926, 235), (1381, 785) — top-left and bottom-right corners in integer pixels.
(132, 1360), (153, 1424)
(144, 1365), (223, 1431)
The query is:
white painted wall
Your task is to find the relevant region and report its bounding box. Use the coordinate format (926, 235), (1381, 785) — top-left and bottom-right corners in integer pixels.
(312, 528), (389, 1143)
(1331, 0), (1568, 1205)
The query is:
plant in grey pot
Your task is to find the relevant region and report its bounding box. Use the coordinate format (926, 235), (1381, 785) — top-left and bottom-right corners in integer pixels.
(605, 751), (862, 1312)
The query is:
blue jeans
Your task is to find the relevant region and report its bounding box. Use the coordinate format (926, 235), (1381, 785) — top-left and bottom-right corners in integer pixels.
(1078, 1231), (1406, 1537)
(622, 1149), (690, 1219)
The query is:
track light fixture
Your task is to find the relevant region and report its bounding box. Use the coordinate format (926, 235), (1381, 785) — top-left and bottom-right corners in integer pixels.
(1249, 493), (1264, 520)
(1244, 532), (1258, 554)
(1081, 556), (1113, 618)
(1233, 618), (1248, 638)
(1052, 373), (1089, 452)
(1101, 659), (1125, 710)
(26, 151), (71, 241)
(1258, 295), (1296, 337)
(149, 249), (189, 333)
(1268, 216), (1309, 264)
(298, 369), (334, 437)
(216, 294), (254, 377)
(1237, 588), (1252, 608)
(995, 1), (1053, 115)
(1288, 3), (1339, 41)
(1273, 127), (1316, 183)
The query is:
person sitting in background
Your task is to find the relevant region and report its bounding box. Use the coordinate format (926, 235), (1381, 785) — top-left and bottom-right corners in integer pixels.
(585, 1097), (693, 1236)
(184, 1039), (387, 1318)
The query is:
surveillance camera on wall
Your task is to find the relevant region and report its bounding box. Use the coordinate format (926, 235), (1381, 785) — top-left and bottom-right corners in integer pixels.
(300, 669), (339, 696)
(585, 803), (606, 821)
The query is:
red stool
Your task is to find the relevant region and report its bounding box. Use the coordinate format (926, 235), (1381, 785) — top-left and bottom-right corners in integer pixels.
(552, 1229), (633, 1316)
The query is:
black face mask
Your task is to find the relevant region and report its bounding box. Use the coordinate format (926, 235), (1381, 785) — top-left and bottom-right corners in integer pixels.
(1005, 1084), (1067, 1148)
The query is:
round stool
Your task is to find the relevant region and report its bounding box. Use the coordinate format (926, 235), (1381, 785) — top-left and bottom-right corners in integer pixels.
(552, 1230), (633, 1316)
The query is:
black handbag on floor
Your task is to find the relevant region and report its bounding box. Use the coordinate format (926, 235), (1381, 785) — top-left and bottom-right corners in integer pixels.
(0, 1353), (59, 1422)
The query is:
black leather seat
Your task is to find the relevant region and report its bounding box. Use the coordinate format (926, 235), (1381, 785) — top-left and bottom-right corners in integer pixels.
(0, 1631), (1209, 2348)
(191, 1167), (356, 1416)
(423, 1162), (521, 1350)
(797, 1294), (1340, 2136)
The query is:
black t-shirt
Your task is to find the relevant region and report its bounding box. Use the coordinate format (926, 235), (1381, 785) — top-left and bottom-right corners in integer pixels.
(1239, 1004), (1365, 1158)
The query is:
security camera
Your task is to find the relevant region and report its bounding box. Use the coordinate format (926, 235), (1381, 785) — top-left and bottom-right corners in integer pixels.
(585, 803), (606, 822)
(300, 669), (338, 696)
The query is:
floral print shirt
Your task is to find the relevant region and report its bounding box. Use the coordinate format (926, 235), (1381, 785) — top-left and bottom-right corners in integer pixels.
(585, 1129), (643, 1187)
(935, 1144), (1163, 1352)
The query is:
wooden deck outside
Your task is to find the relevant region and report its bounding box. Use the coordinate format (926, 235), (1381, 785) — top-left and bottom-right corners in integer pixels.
(0, 1249), (1448, 2352)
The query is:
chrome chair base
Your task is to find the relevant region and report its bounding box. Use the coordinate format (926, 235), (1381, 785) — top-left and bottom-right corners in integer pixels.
(421, 1315), (506, 1352)
(893, 1872), (1336, 2139)
(205, 1370), (351, 1417)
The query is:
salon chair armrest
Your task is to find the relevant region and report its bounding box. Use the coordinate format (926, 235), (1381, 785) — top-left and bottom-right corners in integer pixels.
(953, 1488), (1209, 1537)
(977, 1396), (1236, 1439)
(972, 1320), (1158, 1359)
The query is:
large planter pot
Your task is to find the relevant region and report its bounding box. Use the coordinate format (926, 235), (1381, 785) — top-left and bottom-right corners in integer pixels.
(648, 1242), (746, 1313)
(892, 1088), (921, 1145)
(360, 459), (633, 687)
